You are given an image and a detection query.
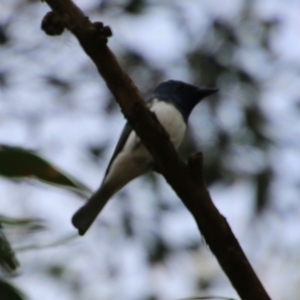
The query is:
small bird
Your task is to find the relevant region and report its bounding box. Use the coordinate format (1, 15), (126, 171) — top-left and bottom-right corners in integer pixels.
(72, 80), (217, 235)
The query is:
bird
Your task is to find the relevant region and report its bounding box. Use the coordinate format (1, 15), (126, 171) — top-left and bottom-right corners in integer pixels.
(72, 80), (218, 235)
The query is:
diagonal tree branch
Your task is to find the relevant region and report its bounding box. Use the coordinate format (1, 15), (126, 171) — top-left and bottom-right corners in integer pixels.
(40, 1), (271, 299)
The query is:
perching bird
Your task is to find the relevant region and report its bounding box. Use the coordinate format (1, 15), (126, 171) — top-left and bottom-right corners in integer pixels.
(72, 80), (217, 235)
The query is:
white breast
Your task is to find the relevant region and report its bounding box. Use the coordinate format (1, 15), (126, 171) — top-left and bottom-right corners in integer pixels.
(122, 99), (186, 153)
(150, 99), (186, 148)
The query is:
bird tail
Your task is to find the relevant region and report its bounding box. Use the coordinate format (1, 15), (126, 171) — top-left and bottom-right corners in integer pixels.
(72, 185), (114, 236)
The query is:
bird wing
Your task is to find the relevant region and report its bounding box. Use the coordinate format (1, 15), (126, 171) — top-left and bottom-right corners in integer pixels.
(104, 121), (132, 178)
(103, 97), (155, 178)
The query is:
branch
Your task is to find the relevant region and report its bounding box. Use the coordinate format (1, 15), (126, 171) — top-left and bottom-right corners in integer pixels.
(40, 2), (271, 300)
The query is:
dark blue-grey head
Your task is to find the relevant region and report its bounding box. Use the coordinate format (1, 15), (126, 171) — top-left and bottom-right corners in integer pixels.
(154, 80), (218, 122)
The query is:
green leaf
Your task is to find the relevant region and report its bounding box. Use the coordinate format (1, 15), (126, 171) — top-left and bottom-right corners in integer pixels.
(0, 215), (45, 231)
(0, 145), (89, 194)
(0, 279), (25, 300)
(15, 233), (77, 252)
(0, 224), (19, 273)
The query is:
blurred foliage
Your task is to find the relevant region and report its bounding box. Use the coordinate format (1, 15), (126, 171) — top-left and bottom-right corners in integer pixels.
(255, 168), (272, 213)
(15, 233), (77, 252)
(0, 217), (76, 299)
(43, 75), (72, 94)
(0, 145), (89, 194)
(0, 224), (19, 273)
(0, 216), (45, 231)
(0, 220), (28, 300)
(0, 279), (26, 300)
(0, 216), (46, 274)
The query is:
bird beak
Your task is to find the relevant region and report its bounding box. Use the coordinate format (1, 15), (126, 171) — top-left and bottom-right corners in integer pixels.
(199, 88), (219, 97)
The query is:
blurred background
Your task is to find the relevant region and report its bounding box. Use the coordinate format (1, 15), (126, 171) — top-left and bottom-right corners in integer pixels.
(1, 0), (300, 299)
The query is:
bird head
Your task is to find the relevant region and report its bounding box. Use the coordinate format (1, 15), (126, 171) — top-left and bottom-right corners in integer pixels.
(154, 80), (218, 121)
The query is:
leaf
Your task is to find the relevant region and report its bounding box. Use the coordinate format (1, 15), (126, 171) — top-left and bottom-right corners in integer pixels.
(0, 224), (19, 273)
(14, 233), (77, 252)
(0, 216), (45, 231)
(0, 145), (89, 194)
(0, 279), (25, 300)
